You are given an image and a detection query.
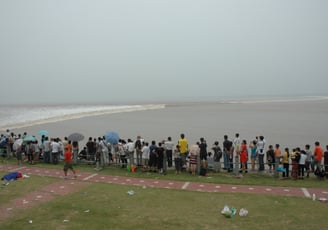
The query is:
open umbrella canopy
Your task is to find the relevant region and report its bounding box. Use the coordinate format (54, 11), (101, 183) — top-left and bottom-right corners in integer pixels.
(23, 136), (37, 142)
(105, 131), (120, 144)
(38, 130), (49, 136)
(68, 133), (84, 142)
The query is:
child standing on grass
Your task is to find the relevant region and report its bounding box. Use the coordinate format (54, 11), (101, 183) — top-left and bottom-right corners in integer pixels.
(63, 147), (77, 179)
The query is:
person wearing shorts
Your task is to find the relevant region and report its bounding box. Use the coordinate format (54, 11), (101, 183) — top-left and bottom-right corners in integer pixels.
(63, 147), (76, 179)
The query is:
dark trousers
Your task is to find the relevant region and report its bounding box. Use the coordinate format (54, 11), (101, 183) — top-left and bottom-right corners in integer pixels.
(166, 150), (173, 167)
(120, 155), (127, 168)
(299, 164), (305, 178)
(228, 154), (233, 172)
(258, 154), (265, 171)
(27, 153), (33, 163)
(174, 158), (182, 171)
(44, 151), (50, 163)
(283, 163), (289, 177)
(52, 152), (59, 164)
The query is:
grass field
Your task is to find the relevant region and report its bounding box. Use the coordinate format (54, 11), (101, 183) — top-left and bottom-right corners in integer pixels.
(1, 160), (327, 229)
(4, 158), (326, 188)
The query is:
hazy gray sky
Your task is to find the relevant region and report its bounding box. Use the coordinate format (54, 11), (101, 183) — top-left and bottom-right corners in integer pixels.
(1, 0), (327, 104)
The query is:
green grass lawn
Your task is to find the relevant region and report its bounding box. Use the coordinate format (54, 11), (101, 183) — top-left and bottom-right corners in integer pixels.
(2, 158), (327, 188)
(1, 159), (328, 229)
(0, 174), (327, 230)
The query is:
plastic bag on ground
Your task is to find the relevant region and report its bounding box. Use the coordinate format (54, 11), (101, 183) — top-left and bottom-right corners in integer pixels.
(239, 208), (248, 216)
(221, 205), (237, 218)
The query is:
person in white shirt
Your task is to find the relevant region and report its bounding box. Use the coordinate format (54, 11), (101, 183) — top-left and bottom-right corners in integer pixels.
(141, 142), (150, 171)
(99, 137), (109, 167)
(51, 138), (60, 164)
(43, 137), (51, 163)
(233, 133), (241, 175)
(120, 140), (128, 168)
(298, 150), (307, 179)
(126, 139), (135, 165)
(257, 136), (266, 171)
(164, 137), (174, 168)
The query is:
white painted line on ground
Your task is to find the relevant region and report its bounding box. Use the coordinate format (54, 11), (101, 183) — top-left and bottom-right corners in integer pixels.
(301, 188), (311, 198)
(83, 173), (98, 181)
(11, 167), (26, 171)
(182, 182), (190, 190)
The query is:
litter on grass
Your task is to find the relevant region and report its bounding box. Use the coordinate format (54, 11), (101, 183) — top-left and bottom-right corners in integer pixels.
(221, 205), (237, 218)
(318, 197), (328, 203)
(239, 208), (248, 216)
(221, 205), (249, 218)
(127, 190), (135, 195)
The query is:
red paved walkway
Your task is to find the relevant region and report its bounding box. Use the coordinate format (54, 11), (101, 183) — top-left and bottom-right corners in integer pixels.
(1, 164), (328, 199)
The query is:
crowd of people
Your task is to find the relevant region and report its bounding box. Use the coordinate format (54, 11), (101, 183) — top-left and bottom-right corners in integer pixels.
(1, 130), (328, 180)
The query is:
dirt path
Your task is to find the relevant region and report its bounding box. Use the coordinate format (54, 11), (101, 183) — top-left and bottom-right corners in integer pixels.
(1, 164), (328, 222)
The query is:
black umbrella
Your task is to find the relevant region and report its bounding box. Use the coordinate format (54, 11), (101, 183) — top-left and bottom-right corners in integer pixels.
(68, 133), (84, 142)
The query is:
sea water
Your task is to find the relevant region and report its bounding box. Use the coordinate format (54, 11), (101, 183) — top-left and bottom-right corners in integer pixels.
(0, 104), (165, 131)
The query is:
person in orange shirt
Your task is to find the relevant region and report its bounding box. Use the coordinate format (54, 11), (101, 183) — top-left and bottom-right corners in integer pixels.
(63, 147), (77, 179)
(313, 141), (323, 171)
(274, 144), (282, 177)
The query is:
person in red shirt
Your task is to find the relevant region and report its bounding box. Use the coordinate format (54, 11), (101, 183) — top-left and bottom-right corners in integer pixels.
(63, 147), (77, 179)
(313, 141), (323, 172)
(240, 140), (248, 174)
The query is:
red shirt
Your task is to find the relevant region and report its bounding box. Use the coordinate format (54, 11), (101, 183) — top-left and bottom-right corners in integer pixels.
(64, 151), (72, 163)
(66, 143), (72, 153)
(240, 143), (248, 163)
(314, 146), (323, 161)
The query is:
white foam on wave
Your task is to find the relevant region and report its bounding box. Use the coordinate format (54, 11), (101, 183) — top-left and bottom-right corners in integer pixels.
(0, 104), (165, 131)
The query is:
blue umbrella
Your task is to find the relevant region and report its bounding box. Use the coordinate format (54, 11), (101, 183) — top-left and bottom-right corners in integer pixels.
(38, 130), (49, 136)
(105, 131), (120, 144)
(23, 135), (37, 142)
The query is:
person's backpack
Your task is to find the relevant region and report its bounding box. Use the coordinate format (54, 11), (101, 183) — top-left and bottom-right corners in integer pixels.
(314, 166), (326, 178)
(200, 167), (207, 176)
(214, 147), (222, 161)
